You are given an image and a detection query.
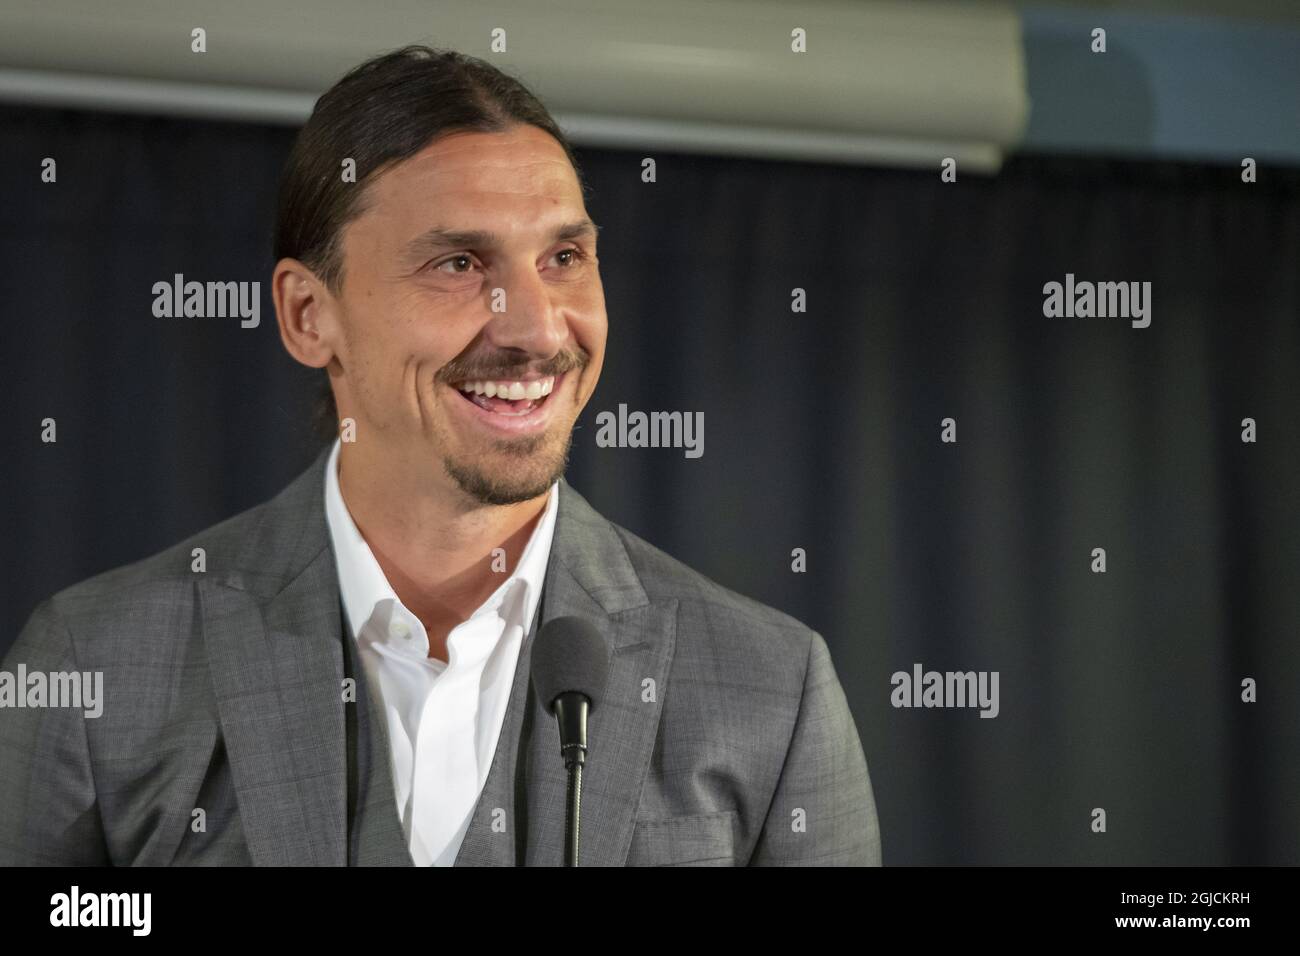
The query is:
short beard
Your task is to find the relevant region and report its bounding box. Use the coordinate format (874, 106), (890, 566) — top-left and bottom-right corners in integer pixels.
(441, 431), (572, 506)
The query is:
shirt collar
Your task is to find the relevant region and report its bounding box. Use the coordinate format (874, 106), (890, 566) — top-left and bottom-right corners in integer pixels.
(321, 437), (559, 648)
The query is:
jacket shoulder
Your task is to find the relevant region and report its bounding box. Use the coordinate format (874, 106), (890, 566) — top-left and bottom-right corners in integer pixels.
(48, 497), (273, 613)
(606, 519), (817, 671)
(42, 449), (331, 625)
(33, 462), (323, 647)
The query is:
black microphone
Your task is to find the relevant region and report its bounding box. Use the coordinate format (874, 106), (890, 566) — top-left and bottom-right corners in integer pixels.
(530, 616), (610, 866)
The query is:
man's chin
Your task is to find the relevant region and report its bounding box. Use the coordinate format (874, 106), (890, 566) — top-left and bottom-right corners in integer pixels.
(441, 443), (568, 506)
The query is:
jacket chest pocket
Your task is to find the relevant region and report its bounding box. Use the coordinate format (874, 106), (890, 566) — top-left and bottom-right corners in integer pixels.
(627, 810), (737, 866)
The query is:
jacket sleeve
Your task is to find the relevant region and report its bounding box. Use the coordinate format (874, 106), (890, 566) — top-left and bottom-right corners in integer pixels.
(0, 599), (111, 865)
(748, 629), (882, 865)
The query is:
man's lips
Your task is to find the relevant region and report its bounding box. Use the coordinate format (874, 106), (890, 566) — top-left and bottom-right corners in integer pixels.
(453, 373), (558, 403)
(445, 371), (568, 434)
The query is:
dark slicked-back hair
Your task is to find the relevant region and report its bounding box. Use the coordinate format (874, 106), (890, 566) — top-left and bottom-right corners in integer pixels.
(272, 44), (586, 440)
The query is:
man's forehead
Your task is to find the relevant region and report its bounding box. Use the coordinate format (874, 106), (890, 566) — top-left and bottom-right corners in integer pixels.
(371, 128), (581, 205)
(348, 129), (587, 254)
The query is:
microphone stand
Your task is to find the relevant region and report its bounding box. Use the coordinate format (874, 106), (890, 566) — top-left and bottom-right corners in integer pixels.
(554, 694), (588, 867)
(564, 759), (582, 867)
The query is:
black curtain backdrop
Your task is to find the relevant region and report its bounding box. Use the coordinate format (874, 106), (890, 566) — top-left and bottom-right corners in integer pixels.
(3, 104), (1297, 865)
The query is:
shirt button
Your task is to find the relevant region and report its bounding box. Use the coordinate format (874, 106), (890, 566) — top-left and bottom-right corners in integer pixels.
(389, 619), (411, 640)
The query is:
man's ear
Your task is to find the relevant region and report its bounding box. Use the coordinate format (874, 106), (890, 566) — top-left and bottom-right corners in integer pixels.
(272, 257), (338, 370)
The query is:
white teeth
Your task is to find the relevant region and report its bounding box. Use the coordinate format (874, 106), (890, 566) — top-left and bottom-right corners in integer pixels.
(456, 376), (555, 399)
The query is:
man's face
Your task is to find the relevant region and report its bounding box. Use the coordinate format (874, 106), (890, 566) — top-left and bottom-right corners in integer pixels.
(329, 124), (606, 506)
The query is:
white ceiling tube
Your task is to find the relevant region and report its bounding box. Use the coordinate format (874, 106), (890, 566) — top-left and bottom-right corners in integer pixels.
(0, 0), (1030, 172)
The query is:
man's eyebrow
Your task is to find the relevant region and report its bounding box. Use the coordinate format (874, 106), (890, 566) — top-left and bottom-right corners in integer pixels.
(402, 218), (601, 258)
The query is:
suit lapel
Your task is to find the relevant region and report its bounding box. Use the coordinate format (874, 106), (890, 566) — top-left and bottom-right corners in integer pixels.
(200, 545), (349, 865)
(200, 448), (352, 866)
(455, 477), (678, 866)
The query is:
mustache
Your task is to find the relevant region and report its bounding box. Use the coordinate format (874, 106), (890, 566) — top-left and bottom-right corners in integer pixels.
(437, 347), (589, 383)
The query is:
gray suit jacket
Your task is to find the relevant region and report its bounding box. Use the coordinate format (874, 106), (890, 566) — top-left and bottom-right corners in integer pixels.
(0, 447), (881, 866)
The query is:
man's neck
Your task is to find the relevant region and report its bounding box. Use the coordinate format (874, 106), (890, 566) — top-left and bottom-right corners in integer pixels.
(337, 441), (551, 661)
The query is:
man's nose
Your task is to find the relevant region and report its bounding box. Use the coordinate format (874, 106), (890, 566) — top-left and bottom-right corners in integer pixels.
(481, 266), (567, 357)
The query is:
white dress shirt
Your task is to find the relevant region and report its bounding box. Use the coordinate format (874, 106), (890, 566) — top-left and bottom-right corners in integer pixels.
(322, 438), (558, 865)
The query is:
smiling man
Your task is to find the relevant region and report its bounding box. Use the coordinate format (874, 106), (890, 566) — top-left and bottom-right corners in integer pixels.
(0, 46), (880, 867)
(277, 118), (603, 667)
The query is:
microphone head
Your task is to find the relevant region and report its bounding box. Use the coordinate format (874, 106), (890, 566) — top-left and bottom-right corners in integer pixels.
(530, 616), (611, 713)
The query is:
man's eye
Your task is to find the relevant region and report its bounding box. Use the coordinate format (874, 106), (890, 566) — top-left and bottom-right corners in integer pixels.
(555, 247), (587, 267)
(435, 254), (477, 274)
